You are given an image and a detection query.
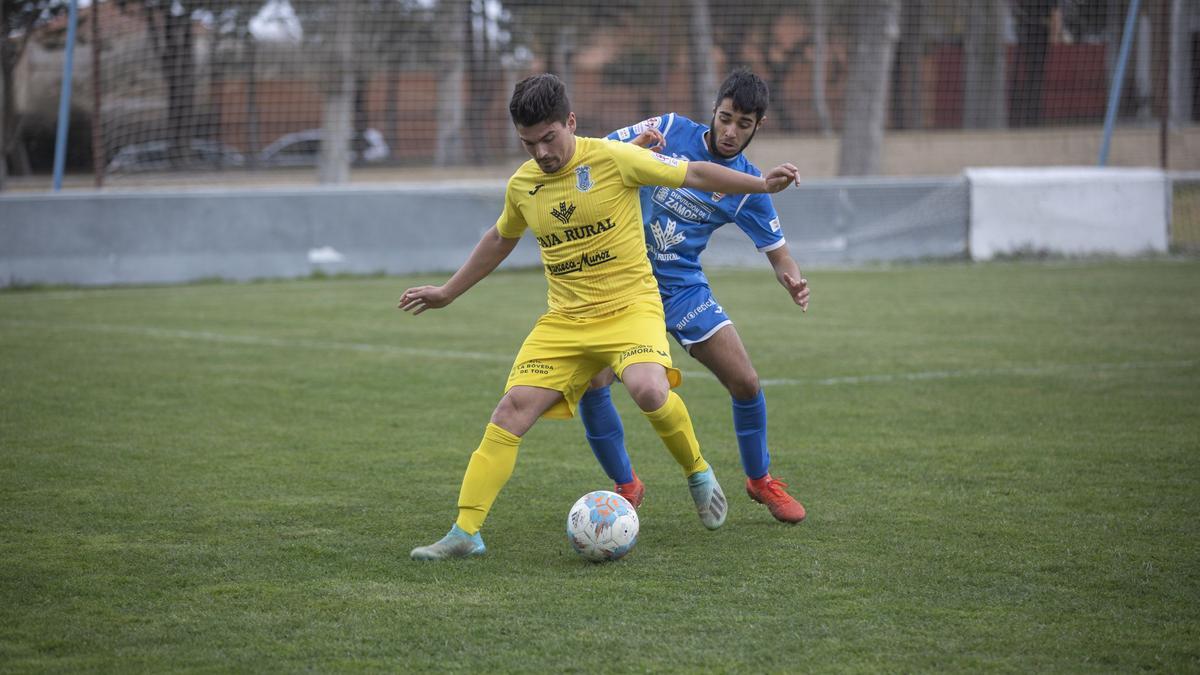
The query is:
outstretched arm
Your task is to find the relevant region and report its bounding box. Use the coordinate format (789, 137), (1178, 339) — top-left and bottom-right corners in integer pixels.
(766, 244), (809, 312)
(398, 225), (520, 315)
(683, 161), (799, 195)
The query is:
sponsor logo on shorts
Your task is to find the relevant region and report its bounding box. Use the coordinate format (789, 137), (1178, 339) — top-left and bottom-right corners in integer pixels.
(674, 297), (723, 331)
(652, 186), (714, 223)
(619, 344), (671, 362)
(514, 359), (554, 376)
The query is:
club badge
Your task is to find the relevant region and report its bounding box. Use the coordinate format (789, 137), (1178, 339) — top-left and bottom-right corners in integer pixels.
(575, 165), (593, 192)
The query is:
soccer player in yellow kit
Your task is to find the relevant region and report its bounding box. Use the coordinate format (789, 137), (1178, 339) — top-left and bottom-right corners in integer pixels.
(401, 74), (799, 561)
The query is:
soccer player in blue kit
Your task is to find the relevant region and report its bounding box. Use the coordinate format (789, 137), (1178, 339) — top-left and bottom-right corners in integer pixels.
(579, 68), (811, 523)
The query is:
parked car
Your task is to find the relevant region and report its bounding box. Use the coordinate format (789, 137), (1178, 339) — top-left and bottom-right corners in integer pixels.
(106, 138), (245, 173)
(256, 128), (390, 167)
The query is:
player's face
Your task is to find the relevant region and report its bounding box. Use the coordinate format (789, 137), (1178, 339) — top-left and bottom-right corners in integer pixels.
(709, 98), (763, 159)
(516, 113), (577, 174)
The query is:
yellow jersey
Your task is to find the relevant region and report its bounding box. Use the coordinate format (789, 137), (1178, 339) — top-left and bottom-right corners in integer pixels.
(495, 136), (689, 318)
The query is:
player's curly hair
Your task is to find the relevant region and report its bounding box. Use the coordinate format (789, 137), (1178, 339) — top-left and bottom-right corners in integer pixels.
(509, 74), (571, 127)
(716, 67), (770, 120)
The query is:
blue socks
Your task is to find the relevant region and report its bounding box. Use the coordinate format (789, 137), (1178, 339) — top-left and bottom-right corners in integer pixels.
(578, 386), (633, 484)
(582, 386), (772, 483)
(732, 390), (770, 480)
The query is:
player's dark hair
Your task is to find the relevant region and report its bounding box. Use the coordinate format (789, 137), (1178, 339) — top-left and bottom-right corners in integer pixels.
(509, 73), (571, 127)
(715, 67), (770, 120)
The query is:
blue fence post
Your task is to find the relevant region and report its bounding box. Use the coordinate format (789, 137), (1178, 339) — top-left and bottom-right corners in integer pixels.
(52, 0), (80, 191)
(1099, 0), (1142, 166)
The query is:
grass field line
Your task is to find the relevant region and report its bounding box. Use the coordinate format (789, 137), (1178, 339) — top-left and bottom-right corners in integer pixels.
(5, 318), (1195, 387)
(0, 319), (511, 363)
(685, 359), (1197, 387)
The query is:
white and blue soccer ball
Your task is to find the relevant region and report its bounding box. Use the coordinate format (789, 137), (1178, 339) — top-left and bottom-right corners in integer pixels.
(566, 490), (639, 562)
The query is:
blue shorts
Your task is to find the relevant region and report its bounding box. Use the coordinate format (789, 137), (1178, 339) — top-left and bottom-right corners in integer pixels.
(662, 285), (732, 350)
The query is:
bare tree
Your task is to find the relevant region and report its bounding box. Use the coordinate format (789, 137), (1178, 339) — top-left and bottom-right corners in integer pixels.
(1168, 0), (1193, 126)
(1, 0), (69, 189)
(810, 0), (833, 136)
(894, 0), (924, 130)
(964, 0), (1008, 128)
(1, 1), (7, 190)
(712, 0), (805, 130)
(838, 0), (900, 176)
(435, 0), (466, 166)
(1011, 0), (1054, 127)
(318, 2), (354, 183)
(689, 0), (717, 119)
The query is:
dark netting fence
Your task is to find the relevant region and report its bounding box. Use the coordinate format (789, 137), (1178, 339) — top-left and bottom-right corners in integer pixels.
(3, 0), (1196, 184)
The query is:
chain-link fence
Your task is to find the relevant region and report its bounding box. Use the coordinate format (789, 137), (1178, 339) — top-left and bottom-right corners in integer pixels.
(3, 0), (1198, 186)
(1172, 172), (1200, 250)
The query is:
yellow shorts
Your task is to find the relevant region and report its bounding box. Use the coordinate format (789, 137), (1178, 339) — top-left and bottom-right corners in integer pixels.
(505, 300), (682, 419)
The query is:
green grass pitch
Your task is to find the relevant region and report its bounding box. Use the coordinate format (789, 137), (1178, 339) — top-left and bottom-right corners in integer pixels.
(2, 259), (1198, 671)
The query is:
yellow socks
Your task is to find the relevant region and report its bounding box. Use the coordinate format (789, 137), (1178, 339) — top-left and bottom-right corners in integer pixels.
(643, 391), (709, 476)
(455, 423), (521, 534)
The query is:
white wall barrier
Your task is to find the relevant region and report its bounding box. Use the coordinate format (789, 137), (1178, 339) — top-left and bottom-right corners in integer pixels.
(0, 168), (1171, 288)
(966, 167), (1169, 260)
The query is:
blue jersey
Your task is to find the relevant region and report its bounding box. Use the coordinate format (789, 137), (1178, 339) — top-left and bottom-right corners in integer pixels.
(607, 113), (786, 296)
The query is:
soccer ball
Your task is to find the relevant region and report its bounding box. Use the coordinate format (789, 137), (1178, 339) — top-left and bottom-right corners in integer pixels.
(566, 490), (639, 562)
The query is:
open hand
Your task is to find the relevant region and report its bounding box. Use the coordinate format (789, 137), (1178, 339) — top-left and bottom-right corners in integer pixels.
(397, 285), (451, 315)
(782, 272), (810, 312)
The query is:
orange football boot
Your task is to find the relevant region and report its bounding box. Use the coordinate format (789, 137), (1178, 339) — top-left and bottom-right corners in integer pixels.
(746, 474), (806, 523)
(615, 471), (645, 509)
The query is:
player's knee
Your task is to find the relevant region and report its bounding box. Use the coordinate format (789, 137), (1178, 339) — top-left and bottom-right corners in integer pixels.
(624, 377), (669, 411)
(727, 370), (760, 400)
(490, 395), (531, 434)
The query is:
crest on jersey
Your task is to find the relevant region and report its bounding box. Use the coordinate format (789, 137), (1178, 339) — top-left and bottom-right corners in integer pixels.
(575, 165), (593, 192)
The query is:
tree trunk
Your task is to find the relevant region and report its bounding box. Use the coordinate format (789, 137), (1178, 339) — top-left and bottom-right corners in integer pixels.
(1168, 0), (1193, 125)
(386, 67), (399, 160)
(162, 10), (195, 165)
(810, 0), (833, 136)
(894, 0), (924, 130)
(551, 24), (576, 94)
(319, 6), (355, 184)
(1135, 11), (1153, 122)
(838, 0), (900, 176)
(435, 0), (466, 166)
(964, 0), (1008, 128)
(91, 0), (104, 187)
(689, 0), (717, 119)
(0, 0), (7, 191)
(1011, 0), (1053, 127)
(467, 2), (493, 164)
(245, 36), (259, 167)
